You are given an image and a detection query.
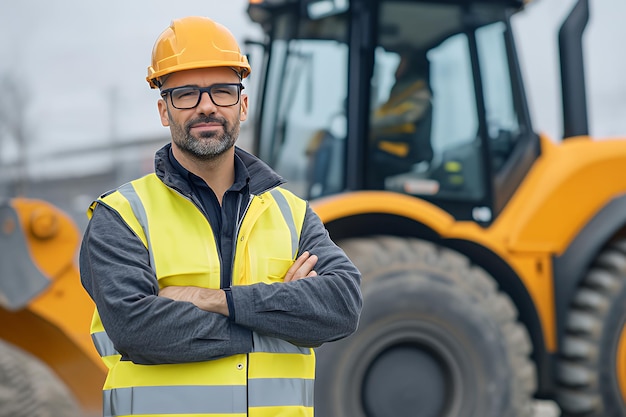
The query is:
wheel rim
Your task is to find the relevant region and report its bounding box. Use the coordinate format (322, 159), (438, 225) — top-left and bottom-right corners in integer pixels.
(617, 323), (626, 403)
(363, 344), (449, 417)
(341, 318), (470, 417)
(324, 238), (536, 417)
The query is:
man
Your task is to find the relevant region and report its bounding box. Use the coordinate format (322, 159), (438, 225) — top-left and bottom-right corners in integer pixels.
(79, 16), (362, 417)
(370, 49), (434, 185)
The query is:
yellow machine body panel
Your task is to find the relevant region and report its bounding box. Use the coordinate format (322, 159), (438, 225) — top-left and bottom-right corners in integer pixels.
(500, 135), (626, 253)
(0, 198), (106, 415)
(312, 135), (626, 354)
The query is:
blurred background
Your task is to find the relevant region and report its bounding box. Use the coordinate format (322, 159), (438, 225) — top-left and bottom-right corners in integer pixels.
(2, 2), (626, 416)
(0, 0), (625, 230)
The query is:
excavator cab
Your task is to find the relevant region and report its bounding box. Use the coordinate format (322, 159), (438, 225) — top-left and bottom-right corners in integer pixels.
(248, 1), (626, 417)
(248, 0), (535, 224)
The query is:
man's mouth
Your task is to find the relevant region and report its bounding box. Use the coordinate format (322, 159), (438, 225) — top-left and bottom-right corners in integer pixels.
(188, 121), (224, 136)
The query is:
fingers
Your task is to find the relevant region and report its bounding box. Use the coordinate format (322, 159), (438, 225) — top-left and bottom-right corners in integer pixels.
(284, 252), (308, 282)
(300, 254), (318, 274)
(284, 251), (319, 282)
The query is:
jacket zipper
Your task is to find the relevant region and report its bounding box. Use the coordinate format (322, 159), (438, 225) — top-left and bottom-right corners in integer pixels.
(229, 193), (254, 288)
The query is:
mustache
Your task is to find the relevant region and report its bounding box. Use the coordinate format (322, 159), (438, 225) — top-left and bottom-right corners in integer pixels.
(185, 115), (226, 130)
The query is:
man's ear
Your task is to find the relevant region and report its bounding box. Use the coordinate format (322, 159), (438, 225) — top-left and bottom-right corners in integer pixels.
(239, 94), (249, 122)
(157, 99), (170, 127)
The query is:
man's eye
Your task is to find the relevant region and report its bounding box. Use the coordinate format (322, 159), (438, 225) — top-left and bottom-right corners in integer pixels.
(213, 88), (235, 96)
(174, 89), (198, 99)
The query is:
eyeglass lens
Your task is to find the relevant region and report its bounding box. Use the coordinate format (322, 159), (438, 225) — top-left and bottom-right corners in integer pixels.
(170, 84), (241, 109)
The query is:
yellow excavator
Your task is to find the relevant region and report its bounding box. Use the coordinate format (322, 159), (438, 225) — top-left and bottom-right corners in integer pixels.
(0, 198), (104, 416)
(245, 0), (626, 416)
(2, 1), (625, 416)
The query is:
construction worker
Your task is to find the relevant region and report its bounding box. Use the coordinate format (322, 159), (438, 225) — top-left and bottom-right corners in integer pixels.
(370, 48), (434, 186)
(79, 16), (362, 417)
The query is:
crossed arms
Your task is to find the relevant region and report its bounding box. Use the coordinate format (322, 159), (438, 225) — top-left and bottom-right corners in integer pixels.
(80, 204), (362, 365)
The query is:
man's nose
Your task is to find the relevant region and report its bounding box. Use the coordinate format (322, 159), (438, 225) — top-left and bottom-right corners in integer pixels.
(196, 91), (217, 113)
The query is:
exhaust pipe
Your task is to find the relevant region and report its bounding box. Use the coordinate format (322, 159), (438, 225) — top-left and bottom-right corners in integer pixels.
(559, 0), (590, 138)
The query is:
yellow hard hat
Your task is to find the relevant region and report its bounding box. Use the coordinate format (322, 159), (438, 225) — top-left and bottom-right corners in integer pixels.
(147, 16), (251, 89)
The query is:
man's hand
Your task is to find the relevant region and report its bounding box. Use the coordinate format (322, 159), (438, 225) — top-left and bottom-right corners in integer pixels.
(159, 286), (229, 316)
(159, 251), (317, 313)
(284, 251), (318, 282)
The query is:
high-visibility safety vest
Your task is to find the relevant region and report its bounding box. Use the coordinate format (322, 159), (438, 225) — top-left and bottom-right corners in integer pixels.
(88, 173), (314, 417)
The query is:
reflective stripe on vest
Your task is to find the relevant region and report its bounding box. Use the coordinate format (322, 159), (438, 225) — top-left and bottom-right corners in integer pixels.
(103, 376), (314, 416)
(117, 182), (157, 270)
(104, 385), (248, 416)
(88, 174), (313, 416)
(270, 189), (298, 259)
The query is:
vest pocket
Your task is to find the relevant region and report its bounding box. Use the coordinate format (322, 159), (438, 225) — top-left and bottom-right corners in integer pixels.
(265, 258), (294, 283)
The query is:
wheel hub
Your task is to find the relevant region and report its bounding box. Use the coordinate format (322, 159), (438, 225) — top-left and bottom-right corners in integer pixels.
(363, 345), (449, 417)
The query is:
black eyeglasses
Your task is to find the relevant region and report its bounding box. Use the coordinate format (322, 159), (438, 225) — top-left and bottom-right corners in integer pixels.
(160, 83), (244, 109)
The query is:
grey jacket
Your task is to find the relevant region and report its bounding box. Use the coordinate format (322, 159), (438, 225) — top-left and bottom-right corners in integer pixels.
(79, 145), (362, 365)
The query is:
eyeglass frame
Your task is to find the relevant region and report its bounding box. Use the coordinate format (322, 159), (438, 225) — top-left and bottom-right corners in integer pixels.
(160, 83), (245, 109)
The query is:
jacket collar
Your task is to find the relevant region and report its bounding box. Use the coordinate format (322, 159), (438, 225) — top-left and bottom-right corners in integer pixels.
(154, 143), (285, 196)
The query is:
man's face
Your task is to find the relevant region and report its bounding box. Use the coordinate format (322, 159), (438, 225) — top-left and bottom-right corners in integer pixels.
(157, 67), (248, 160)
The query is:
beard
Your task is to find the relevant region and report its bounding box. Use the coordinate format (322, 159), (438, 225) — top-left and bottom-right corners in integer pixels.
(168, 111), (240, 161)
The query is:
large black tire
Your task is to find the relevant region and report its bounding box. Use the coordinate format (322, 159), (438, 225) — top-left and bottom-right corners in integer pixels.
(557, 239), (626, 417)
(0, 339), (82, 417)
(315, 236), (536, 417)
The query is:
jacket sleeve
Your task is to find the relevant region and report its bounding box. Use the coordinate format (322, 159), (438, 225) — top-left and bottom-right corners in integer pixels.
(79, 203), (253, 365)
(230, 205), (362, 346)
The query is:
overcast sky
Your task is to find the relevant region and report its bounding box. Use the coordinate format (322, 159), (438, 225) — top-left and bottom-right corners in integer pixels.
(1, 0), (625, 179)
(0, 0), (262, 178)
(514, 0), (626, 140)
